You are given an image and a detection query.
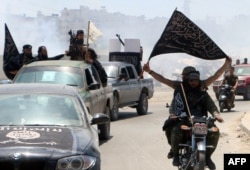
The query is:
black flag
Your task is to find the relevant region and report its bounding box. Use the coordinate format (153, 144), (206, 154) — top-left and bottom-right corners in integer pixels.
(3, 23), (20, 79)
(149, 10), (228, 60)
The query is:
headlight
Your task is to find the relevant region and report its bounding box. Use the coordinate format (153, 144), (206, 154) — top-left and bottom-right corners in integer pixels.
(238, 80), (245, 86)
(56, 155), (96, 170)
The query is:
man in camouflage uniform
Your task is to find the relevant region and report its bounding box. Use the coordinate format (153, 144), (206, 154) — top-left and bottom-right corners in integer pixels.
(170, 71), (223, 169)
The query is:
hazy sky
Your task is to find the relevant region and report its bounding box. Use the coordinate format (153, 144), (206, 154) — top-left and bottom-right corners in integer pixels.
(1, 0), (250, 79)
(1, 0), (250, 20)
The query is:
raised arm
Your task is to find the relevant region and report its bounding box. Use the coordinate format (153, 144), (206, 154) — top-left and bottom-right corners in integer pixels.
(205, 57), (232, 86)
(143, 63), (175, 89)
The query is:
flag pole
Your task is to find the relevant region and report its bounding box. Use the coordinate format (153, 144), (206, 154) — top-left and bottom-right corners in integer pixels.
(85, 21), (90, 60)
(180, 83), (193, 125)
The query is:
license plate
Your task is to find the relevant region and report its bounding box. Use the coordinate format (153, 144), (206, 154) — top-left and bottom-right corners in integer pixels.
(193, 123), (207, 135)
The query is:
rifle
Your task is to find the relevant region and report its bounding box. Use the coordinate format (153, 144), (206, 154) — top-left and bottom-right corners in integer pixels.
(67, 30), (81, 60)
(116, 34), (125, 46)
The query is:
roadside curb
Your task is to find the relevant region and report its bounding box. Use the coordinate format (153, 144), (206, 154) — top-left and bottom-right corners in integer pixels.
(240, 112), (250, 136)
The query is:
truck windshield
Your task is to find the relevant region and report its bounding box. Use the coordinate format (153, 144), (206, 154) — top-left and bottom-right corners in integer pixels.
(103, 66), (118, 78)
(235, 66), (250, 76)
(14, 66), (84, 88)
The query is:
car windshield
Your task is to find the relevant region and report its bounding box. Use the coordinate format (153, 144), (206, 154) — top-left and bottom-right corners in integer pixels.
(14, 66), (84, 88)
(103, 65), (118, 78)
(234, 66), (250, 76)
(0, 94), (85, 126)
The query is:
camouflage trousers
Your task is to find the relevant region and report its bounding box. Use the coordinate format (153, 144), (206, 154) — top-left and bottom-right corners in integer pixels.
(162, 117), (177, 145)
(170, 121), (220, 157)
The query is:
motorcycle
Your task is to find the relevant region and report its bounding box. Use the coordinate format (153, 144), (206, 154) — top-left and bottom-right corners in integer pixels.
(177, 114), (218, 170)
(218, 84), (232, 112)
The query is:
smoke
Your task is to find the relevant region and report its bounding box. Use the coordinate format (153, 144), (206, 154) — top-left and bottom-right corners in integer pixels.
(0, 12), (228, 80)
(1, 3), (250, 81)
(1, 15), (68, 57)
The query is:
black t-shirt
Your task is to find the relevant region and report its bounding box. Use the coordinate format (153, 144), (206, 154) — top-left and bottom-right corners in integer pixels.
(92, 60), (108, 87)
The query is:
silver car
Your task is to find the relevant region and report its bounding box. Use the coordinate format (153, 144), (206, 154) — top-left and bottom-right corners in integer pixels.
(0, 83), (109, 170)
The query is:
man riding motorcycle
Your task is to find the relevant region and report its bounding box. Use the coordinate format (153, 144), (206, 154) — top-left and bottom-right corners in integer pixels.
(143, 58), (231, 169)
(170, 71), (223, 170)
(220, 66), (238, 108)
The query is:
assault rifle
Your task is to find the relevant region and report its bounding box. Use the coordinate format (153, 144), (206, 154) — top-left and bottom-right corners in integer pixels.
(67, 30), (83, 60)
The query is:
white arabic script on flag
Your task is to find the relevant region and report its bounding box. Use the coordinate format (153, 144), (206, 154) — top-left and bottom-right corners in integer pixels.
(149, 10), (227, 60)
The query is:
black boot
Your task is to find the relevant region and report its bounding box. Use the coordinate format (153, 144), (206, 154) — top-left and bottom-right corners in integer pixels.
(206, 157), (216, 170)
(172, 154), (180, 166)
(167, 149), (173, 159)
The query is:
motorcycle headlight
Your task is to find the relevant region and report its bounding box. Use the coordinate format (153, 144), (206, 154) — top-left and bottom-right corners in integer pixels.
(56, 155), (96, 170)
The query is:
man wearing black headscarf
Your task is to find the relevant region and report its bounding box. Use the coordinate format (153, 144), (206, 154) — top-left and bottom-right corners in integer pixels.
(5, 44), (34, 78)
(170, 71), (223, 169)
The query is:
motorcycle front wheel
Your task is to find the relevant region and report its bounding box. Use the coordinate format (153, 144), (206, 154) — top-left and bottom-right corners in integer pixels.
(219, 101), (224, 112)
(194, 151), (205, 170)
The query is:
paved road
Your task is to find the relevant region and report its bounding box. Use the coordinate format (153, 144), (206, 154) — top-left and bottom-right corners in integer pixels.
(100, 89), (250, 170)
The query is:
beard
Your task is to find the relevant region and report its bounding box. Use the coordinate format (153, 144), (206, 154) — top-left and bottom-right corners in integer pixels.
(41, 54), (48, 60)
(26, 53), (33, 58)
(184, 80), (201, 92)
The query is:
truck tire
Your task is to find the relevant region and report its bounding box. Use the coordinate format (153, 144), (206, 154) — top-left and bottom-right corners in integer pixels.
(98, 106), (110, 140)
(136, 92), (148, 115)
(243, 85), (250, 100)
(110, 94), (119, 121)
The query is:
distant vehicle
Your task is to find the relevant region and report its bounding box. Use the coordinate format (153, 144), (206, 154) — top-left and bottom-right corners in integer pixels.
(0, 83), (109, 170)
(218, 84), (233, 112)
(102, 61), (154, 121)
(12, 60), (113, 140)
(213, 61), (250, 100)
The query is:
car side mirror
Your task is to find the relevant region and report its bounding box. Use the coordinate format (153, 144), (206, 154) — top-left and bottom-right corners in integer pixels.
(91, 113), (109, 125)
(0, 79), (12, 84)
(88, 83), (100, 90)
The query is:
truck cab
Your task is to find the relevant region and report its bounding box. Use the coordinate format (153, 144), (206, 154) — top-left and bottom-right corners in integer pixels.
(103, 38), (154, 121)
(234, 63), (250, 100)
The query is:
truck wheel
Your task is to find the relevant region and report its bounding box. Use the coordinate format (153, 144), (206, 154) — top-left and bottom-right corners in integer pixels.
(98, 106), (110, 140)
(110, 94), (119, 121)
(243, 85), (250, 100)
(136, 92), (148, 115)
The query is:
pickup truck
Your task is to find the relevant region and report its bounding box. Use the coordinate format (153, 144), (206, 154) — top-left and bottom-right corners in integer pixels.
(213, 62), (250, 100)
(12, 60), (113, 140)
(101, 61), (154, 121)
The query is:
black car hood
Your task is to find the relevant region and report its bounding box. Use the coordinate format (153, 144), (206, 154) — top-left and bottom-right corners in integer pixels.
(0, 126), (94, 157)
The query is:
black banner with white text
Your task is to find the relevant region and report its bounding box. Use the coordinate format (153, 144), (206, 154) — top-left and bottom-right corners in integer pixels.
(149, 10), (227, 60)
